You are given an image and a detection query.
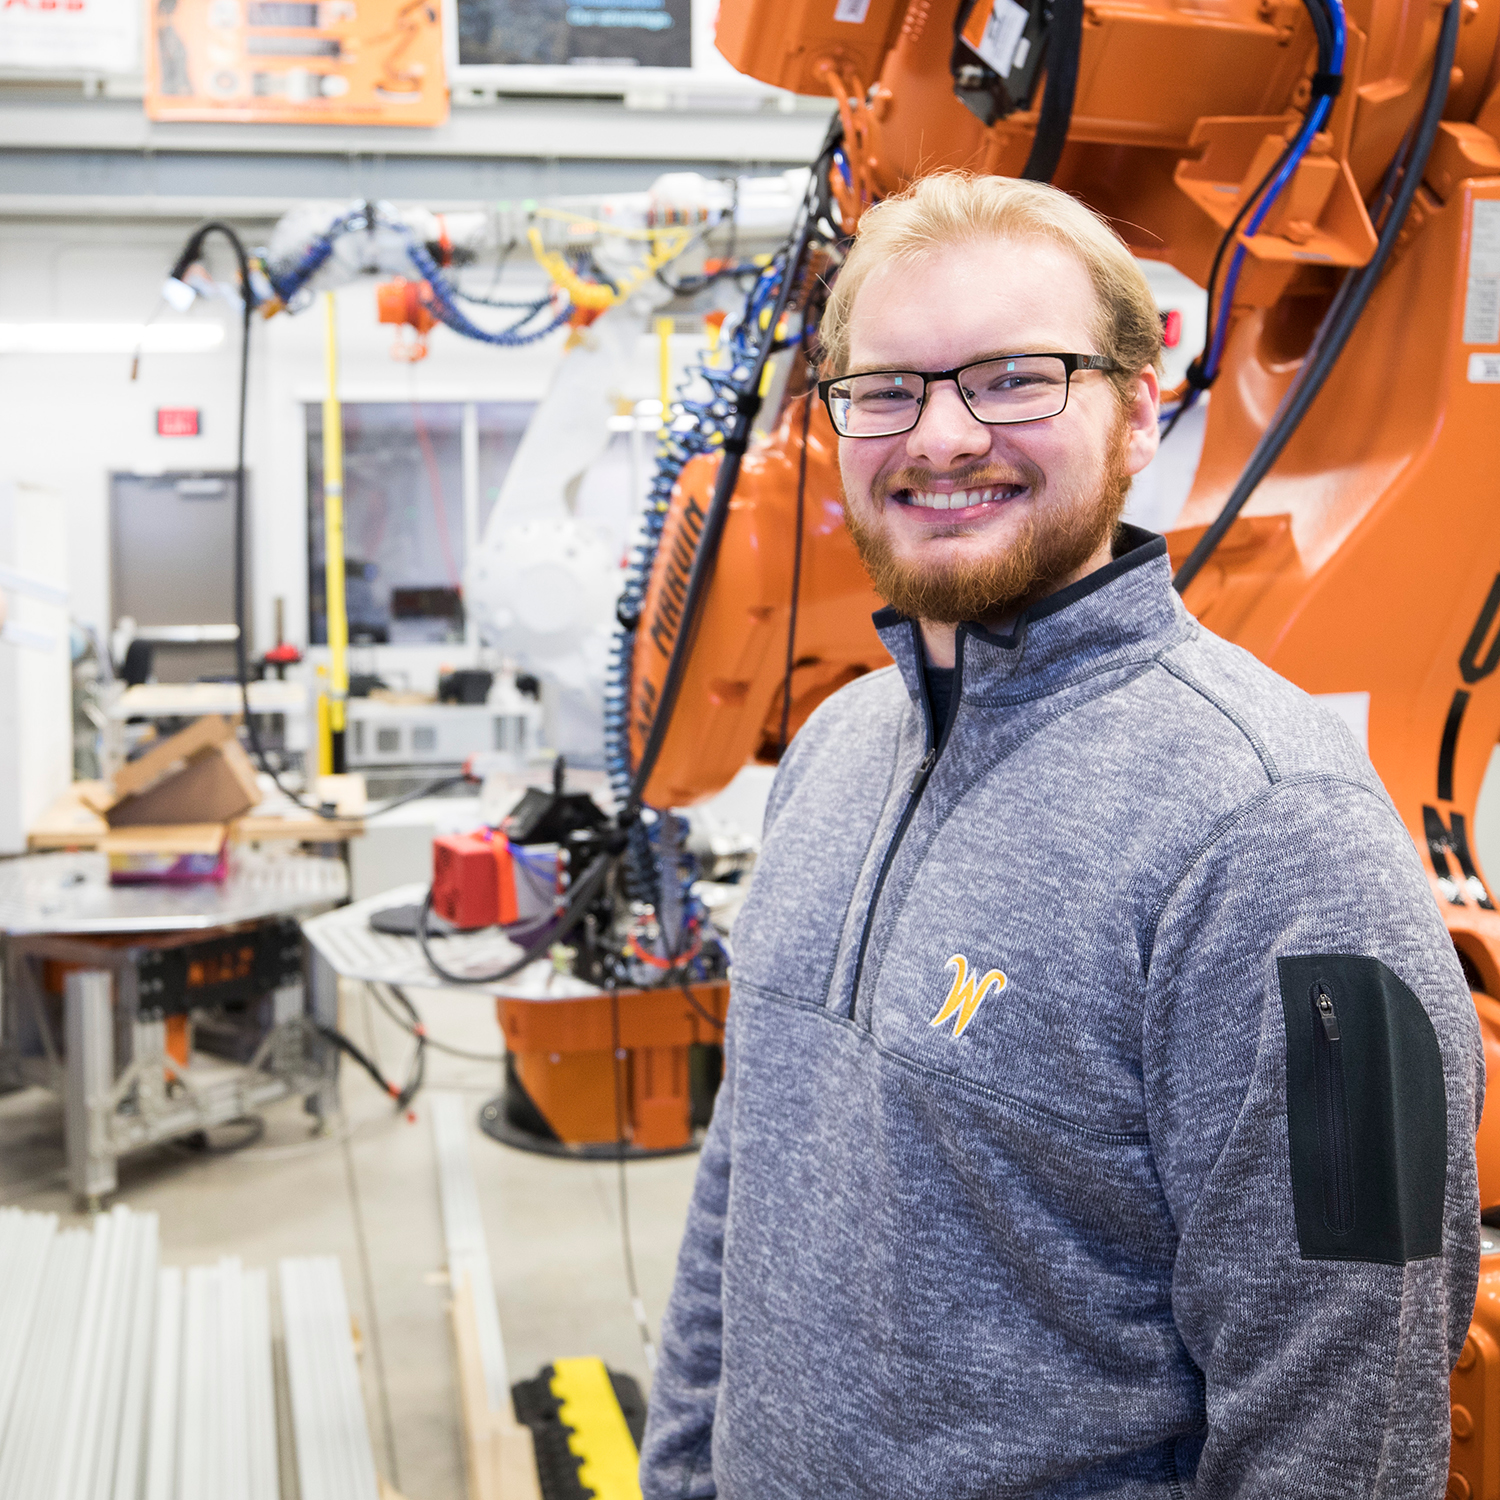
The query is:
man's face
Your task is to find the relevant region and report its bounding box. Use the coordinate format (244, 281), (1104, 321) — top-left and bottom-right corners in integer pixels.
(837, 235), (1160, 626)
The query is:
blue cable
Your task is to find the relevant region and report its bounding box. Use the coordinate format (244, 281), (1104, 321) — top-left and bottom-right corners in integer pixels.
(404, 237), (574, 347)
(1162, 0), (1344, 430)
(1202, 92), (1335, 380)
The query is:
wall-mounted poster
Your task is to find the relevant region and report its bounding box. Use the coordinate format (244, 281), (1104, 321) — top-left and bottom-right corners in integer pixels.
(456, 0), (689, 69)
(0, 0), (141, 74)
(144, 0), (448, 125)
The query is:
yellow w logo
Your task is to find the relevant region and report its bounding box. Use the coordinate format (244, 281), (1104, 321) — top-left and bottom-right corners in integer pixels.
(930, 954), (1006, 1039)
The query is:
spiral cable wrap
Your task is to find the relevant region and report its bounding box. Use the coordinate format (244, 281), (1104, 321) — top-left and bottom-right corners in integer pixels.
(602, 258), (789, 902)
(263, 206), (573, 346)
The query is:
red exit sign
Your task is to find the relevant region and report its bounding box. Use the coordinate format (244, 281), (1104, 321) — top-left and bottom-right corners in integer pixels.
(157, 408), (200, 437)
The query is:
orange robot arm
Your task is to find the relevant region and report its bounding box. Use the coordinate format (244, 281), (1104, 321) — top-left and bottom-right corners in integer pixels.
(613, 0), (1500, 1484)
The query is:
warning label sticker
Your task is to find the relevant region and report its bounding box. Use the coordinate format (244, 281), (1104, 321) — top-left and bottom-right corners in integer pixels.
(961, 0), (1030, 77)
(1469, 353), (1500, 383)
(1463, 200), (1500, 345)
(833, 0), (872, 21)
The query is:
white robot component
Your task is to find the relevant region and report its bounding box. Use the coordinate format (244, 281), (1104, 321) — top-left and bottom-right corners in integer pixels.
(468, 518), (621, 759)
(260, 172), (810, 763)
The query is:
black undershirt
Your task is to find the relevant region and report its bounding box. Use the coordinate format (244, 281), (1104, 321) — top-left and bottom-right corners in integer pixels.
(925, 664), (955, 735)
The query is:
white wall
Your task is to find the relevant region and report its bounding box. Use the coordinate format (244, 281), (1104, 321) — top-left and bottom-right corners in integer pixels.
(0, 218), (572, 680)
(0, 478), (72, 853)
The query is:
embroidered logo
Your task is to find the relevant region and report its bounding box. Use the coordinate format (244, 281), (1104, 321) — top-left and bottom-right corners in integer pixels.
(930, 954), (1007, 1038)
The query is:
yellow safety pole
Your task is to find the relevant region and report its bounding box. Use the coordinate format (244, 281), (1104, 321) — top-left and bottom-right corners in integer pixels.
(315, 668), (332, 777)
(321, 291), (349, 776)
(656, 315), (673, 438)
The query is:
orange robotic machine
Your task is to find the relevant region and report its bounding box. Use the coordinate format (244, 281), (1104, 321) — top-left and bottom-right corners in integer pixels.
(594, 0), (1500, 1491)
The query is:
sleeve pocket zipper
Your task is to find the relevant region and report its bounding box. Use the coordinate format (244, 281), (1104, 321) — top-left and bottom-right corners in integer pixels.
(1310, 984), (1356, 1235)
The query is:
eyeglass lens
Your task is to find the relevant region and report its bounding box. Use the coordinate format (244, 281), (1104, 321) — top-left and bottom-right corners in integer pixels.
(828, 355), (1071, 436)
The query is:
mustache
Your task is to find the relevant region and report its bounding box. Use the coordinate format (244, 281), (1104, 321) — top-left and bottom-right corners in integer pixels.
(872, 459), (1045, 500)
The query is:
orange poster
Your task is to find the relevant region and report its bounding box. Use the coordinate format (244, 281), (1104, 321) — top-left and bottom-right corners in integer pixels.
(144, 0), (447, 126)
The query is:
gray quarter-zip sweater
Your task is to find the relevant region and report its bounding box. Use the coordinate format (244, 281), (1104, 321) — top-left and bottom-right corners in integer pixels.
(640, 527), (1484, 1499)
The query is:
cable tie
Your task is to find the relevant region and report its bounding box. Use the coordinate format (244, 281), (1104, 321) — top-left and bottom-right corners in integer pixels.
(1310, 71), (1343, 99)
(1183, 357), (1214, 392)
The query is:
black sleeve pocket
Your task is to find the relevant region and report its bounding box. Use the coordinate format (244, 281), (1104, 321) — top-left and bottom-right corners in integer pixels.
(1278, 954), (1447, 1265)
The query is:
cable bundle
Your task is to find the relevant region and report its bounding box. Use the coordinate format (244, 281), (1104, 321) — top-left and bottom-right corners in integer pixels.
(1173, 0), (1460, 589)
(262, 205), (574, 348)
(602, 257), (792, 900)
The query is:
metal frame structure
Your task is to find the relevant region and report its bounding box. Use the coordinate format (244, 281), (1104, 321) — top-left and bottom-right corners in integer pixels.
(0, 851), (348, 1205)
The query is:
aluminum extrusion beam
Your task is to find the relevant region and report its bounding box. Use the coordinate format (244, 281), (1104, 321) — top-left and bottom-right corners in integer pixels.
(279, 1255), (380, 1500)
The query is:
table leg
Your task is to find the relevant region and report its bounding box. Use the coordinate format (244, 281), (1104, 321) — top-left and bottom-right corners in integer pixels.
(64, 968), (117, 1206)
(304, 944), (340, 1125)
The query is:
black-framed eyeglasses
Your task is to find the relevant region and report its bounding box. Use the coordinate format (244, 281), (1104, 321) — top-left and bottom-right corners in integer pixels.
(817, 353), (1119, 438)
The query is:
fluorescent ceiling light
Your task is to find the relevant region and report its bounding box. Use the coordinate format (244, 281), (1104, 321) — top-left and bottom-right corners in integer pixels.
(0, 323), (225, 354)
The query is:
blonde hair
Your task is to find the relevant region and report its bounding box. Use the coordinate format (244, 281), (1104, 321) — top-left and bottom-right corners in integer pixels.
(818, 173), (1164, 409)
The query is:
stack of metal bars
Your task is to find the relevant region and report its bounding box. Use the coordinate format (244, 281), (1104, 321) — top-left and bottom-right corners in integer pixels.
(0, 1208), (378, 1499)
(145, 1257), (280, 1500)
(278, 1255), (381, 1500)
(0, 1204), (160, 1500)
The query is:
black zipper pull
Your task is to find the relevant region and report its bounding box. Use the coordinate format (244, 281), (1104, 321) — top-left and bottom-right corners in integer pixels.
(910, 748), (937, 793)
(1315, 987), (1340, 1042)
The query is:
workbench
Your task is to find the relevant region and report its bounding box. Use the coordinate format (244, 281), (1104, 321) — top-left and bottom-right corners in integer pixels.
(25, 774), (368, 852)
(0, 849), (348, 1205)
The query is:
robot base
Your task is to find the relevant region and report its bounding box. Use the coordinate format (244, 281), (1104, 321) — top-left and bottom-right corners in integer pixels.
(486, 979), (729, 1156)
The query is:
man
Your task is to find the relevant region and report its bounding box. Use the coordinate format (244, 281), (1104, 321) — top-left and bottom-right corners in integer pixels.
(640, 172), (1483, 1498)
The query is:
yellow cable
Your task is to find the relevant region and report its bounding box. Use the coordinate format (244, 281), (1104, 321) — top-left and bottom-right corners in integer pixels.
(530, 206), (697, 242)
(528, 223), (694, 313)
(657, 316), (673, 437)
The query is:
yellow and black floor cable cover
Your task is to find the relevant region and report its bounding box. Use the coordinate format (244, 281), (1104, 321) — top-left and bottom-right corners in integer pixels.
(512, 1358), (648, 1500)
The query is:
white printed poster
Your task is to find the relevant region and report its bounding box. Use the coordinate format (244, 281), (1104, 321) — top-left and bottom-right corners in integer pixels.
(0, 0), (141, 73)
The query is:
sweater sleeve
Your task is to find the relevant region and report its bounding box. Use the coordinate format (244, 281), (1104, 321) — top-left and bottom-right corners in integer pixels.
(638, 733), (818, 1497)
(638, 1025), (734, 1498)
(1143, 774), (1483, 1498)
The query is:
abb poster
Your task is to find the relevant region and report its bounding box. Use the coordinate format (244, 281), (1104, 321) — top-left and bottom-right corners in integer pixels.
(144, 0), (448, 126)
(1, 0), (141, 74)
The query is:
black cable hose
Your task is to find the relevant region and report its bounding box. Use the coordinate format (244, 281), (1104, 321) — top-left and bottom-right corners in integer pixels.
(777, 384), (815, 755)
(165, 223), (318, 812)
(1160, 148), (1298, 442)
(608, 977), (659, 1372)
(415, 849), (615, 986)
(1172, 0), (1459, 594)
(315, 1019), (424, 1110)
(672, 968), (726, 1033)
(622, 134), (836, 820)
(1021, 0), (1085, 184)
(369, 983), (507, 1063)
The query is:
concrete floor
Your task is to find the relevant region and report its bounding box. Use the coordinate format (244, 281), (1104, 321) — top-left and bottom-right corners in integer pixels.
(0, 980), (701, 1500)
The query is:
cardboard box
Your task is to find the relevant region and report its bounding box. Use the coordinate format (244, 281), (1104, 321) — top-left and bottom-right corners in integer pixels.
(68, 717), (259, 883)
(101, 716), (260, 828)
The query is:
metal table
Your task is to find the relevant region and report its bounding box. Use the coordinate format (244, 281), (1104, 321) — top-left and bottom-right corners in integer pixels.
(300, 882), (599, 1000)
(0, 850), (348, 1205)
